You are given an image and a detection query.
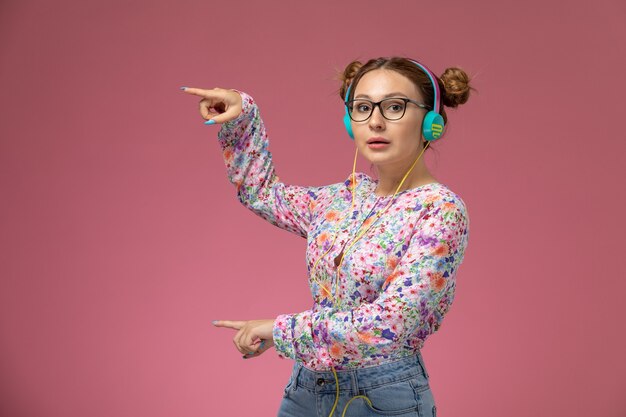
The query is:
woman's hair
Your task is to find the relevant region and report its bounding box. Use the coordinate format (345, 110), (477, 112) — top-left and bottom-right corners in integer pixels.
(338, 57), (475, 147)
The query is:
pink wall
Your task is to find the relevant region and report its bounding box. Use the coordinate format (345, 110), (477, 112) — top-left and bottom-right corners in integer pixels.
(1, 1), (625, 416)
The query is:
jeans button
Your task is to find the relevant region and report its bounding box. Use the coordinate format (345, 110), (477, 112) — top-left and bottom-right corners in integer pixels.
(316, 378), (325, 386)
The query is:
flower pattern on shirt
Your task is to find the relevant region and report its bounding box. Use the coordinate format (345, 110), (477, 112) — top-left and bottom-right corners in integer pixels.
(217, 92), (470, 371)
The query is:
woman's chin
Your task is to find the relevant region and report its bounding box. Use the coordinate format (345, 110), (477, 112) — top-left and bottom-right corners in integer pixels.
(360, 150), (396, 166)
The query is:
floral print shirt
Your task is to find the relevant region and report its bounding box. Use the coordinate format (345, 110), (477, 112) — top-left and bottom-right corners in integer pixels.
(217, 92), (470, 371)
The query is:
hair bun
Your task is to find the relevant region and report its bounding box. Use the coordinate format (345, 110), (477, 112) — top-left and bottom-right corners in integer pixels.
(440, 67), (473, 108)
(338, 60), (363, 100)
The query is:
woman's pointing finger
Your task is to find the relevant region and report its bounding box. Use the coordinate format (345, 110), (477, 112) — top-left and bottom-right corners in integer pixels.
(180, 87), (219, 98)
(212, 320), (246, 330)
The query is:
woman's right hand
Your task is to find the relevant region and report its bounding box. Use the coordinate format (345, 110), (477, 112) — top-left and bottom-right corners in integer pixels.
(181, 87), (243, 124)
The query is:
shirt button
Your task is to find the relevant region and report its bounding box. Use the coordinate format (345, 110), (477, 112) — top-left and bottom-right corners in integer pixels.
(316, 378), (325, 386)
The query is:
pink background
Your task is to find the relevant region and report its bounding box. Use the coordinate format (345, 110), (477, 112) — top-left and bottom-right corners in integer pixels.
(1, 0), (625, 416)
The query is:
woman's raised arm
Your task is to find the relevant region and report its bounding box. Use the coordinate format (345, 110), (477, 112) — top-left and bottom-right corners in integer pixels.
(182, 87), (319, 238)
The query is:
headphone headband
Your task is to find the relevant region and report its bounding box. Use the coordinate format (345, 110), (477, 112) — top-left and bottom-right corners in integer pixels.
(407, 59), (440, 114)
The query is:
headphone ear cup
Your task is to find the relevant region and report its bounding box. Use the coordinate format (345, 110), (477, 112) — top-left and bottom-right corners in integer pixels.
(422, 111), (445, 141)
(343, 112), (354, 139)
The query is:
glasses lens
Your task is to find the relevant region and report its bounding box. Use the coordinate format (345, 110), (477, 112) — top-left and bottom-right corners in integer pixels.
(380, 98), (407, 120)
(348, 100), (373, 122)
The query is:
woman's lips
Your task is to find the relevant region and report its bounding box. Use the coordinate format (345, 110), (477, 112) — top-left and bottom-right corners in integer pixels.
(367, 137), (390, 149)
(367, 142), (390, 149)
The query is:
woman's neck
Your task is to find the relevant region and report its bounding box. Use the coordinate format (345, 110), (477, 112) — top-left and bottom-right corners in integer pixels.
(373, 159), (436, 197)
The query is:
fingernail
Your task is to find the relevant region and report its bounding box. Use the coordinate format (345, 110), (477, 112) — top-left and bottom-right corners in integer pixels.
(180, 86), (188, 90)
(259, 340), (266, 348)
(211, 320), (218, 325)
(204, 120), (216, 125)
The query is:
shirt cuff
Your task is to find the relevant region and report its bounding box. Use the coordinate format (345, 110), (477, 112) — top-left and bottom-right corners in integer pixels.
(272, 313), (297, 360)
(219, 90), (255, 132)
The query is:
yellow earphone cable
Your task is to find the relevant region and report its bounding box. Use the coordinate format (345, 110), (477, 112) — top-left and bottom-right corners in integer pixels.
(334, 141), (430, 292)
(350, 147), (358, 209)
(311, 141), (430, 301)
(324, 141), (430, 417)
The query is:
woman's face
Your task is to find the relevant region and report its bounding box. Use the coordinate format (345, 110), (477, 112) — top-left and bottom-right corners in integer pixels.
(350, 69), (427, 170)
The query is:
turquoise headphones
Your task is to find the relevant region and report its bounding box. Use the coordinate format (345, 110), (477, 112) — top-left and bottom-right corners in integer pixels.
(343, 59), (445, 141)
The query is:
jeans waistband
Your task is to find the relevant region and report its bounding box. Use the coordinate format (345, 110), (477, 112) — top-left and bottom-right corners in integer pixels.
(289, 353), (429, 394)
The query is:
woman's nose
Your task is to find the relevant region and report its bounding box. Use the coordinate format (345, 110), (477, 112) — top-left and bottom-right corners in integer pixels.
(368, 106), (385, 130)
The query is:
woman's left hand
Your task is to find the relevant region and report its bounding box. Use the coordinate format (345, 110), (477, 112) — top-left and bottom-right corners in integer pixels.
(213, 319), (276, 358)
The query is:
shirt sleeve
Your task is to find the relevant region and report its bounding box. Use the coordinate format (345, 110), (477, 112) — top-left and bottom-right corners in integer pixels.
(216, 91), (317, 238)
(272, 195), (470, 367)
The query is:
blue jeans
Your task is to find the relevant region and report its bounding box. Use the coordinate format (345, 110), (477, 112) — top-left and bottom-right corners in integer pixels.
(277, 353), (436, 417)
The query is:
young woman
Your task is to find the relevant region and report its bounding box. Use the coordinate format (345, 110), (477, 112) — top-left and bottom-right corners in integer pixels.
(182, 56), (472, 417)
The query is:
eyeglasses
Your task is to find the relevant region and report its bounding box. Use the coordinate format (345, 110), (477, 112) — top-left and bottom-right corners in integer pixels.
(345, 97), (431, 122)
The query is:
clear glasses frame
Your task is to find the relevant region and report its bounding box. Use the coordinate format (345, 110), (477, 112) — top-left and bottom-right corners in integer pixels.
(345, 97), (431, 122)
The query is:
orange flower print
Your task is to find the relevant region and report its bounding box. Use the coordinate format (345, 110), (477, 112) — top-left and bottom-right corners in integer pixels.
(223, 149), (234, 163)
(319, 282), (333, 299)
(357, 331), (374, 344)
(429, 272), (446, 292)
(442, 202), (456, 211)
(386, 256), (399, 270)
(424, 195), (441, 204)
(383, 271), (400, 289)
(329, 343), (345, 358)
(362, 217), (374, 228)
(317, 232), (330, 245)
(432, 242), (450, 257)
(325, 210), (340, 222)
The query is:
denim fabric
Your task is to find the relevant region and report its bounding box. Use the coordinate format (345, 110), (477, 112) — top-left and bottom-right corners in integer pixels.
(277, 353), (437, 417)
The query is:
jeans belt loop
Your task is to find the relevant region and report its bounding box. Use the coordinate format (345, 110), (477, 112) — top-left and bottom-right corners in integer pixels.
(417, 352), (429, 379)
(292, 363), (303, 391)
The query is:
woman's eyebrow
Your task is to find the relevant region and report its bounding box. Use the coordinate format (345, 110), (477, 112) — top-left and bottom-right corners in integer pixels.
(354, 92), (409, 99)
